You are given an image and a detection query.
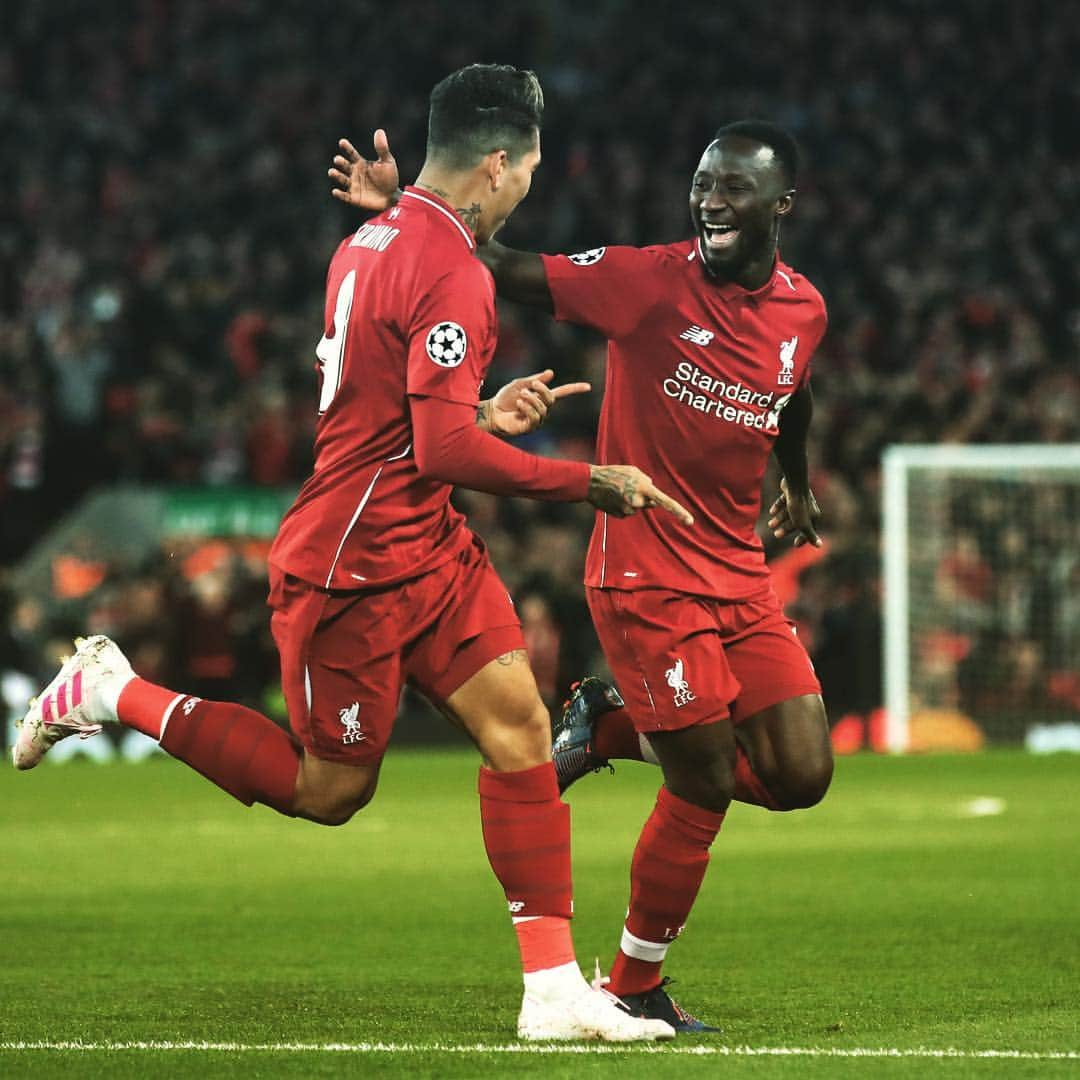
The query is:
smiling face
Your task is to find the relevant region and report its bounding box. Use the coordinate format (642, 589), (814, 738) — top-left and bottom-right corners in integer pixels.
(689, 135), (795, 283)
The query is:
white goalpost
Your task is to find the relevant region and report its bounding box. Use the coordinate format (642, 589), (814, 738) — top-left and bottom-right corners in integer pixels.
(882, 445), (1080, 753)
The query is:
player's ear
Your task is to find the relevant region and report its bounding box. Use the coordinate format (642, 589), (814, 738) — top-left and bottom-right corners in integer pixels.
(776, 190), (795, 218)
(485, 149), (508, 191)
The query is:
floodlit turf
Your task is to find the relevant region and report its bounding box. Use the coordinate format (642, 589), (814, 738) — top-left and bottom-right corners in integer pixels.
(2, 749), (1078, 1078)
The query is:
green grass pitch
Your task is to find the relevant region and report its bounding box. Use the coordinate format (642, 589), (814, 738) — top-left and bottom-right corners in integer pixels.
(2, 749), (1078, 1078)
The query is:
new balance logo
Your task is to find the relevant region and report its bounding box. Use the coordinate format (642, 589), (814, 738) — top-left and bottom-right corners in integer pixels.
(664, 657), (696, 708)
(778, 335), (798, 385)
(182, 697), (202, 716)
(339, 702), (365, 744)
(679, 325), (714, 346)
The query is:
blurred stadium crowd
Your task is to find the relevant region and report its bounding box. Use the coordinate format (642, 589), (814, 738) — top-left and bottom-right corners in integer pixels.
(3, 0), (1079, 741)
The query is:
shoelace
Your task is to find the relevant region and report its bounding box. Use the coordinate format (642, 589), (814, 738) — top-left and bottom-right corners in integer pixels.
(590, 959), (631, 1012)
(26, 685), (103, 738)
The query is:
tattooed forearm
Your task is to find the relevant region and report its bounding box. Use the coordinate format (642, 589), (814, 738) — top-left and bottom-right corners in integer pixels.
(586, 464), (647, 517)
(476, 400), (492, 430)
(495, 649), (530, 666)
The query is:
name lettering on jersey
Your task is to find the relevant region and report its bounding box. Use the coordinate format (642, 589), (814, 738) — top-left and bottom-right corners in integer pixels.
(662, 360), (792, 432)
(679, 325), (715, 346)
(349, 222), (401, 252)
(568, 247), (606, 266)
(778, 335), (798, 386)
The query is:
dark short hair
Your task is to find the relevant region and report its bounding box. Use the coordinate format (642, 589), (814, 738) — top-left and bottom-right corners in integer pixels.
(712, 120), (799, 188)
(427, 64), (543, 169)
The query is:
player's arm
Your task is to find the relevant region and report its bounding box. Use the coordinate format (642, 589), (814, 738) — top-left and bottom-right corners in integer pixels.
(768, 383), (823, 547)
(411, 396), (693, 523)
(476, 241), (553, 312)
(329, 133), (554, 310)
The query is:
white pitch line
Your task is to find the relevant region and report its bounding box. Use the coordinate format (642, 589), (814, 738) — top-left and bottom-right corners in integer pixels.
(1, 1042), (1078, 1060)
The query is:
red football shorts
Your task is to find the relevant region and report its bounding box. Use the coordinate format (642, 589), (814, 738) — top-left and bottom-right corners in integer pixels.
(586, 584), (821, 733)
(268, 536), (524, 764)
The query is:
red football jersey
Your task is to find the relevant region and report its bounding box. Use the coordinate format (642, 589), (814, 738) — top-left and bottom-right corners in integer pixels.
(270, 187), (498, 590)
(542, 240), (827, 600)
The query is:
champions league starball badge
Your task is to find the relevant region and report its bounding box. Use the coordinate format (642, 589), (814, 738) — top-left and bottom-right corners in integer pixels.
(426, 321), (468, 367)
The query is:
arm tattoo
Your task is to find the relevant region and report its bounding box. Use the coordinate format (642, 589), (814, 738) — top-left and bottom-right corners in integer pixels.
(476, 400), (491, 429)
(495, 649), (529, 666)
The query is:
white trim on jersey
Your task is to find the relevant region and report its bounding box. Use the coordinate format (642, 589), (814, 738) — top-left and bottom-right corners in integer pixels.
(694, 239), (797, 292)
(599, 512), (609, 588)
(323, 442), (413, 589)
(399, 191), (475, 251)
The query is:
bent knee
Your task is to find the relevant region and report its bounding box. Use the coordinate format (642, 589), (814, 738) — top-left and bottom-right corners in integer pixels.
(478, 700), (552, 772)
(299, 778), (378, 826)
(771, 754), (833, 810)
(666, 758), (736, 814)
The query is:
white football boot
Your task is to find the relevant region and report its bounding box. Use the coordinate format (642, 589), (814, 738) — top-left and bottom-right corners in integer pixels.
(13, 635), (134, 770)
(517, 974), (676, 1041)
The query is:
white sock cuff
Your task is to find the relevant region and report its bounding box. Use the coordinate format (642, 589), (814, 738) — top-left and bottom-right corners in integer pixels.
(638, 733), (661, 765)
(522, 960), (586, 998)
(99, 673), (136, 725)
(620, 926), (670, 963)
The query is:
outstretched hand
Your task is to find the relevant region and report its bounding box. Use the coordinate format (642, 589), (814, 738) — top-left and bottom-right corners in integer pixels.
(768, 477), (823, 547)
(329, 131), (400, 212)
(484, 369), (591, 437)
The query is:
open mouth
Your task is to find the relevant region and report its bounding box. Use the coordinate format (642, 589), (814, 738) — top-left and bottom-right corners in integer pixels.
(702, 223), (739, 250)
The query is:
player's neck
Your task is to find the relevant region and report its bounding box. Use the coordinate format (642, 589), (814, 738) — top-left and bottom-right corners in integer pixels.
(413, 168), (486, 238)
(732, 249), (777, 291)
(705, 246), (777, 291)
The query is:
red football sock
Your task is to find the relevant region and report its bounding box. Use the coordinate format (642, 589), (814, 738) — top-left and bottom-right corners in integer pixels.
(593, 711), (646, 762)
(117, 680), (302, 815)
(734, 743), (782, 810)
(608, 786), (725, 997)
(512, 915), (576, 974)
(479, 762), (575, 972)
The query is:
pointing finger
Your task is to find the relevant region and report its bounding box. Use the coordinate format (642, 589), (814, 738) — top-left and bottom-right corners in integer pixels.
(550, 382), (592, 399)
(643, 483), (694, 526)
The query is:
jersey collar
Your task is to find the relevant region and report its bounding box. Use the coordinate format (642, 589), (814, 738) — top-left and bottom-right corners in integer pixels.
(692, 240), (788, 301)
(400, 186), (476, 251)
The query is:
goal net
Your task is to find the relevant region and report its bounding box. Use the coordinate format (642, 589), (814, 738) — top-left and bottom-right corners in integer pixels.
(882, 445), (1080, 752)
